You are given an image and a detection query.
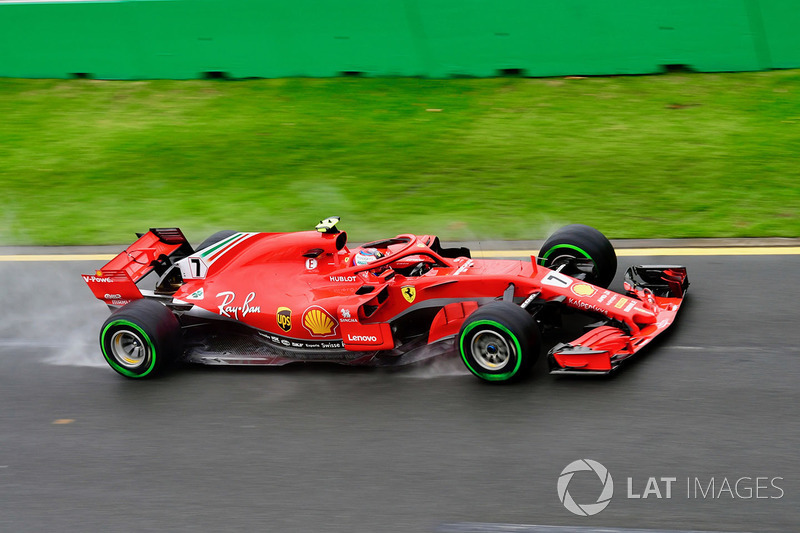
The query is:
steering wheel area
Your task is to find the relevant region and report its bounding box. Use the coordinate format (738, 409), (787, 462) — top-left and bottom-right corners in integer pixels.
(350, 236), (445, 278)
(391, 254), (436, 277)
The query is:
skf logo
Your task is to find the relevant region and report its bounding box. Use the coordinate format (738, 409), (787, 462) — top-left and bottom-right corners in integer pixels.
(303, 306), (339, 337)
(276, 307), (292, 332)
(402, 286), (416, 303)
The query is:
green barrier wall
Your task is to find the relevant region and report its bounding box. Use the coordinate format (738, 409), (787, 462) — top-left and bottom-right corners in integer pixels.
(0, 0), (798, 79)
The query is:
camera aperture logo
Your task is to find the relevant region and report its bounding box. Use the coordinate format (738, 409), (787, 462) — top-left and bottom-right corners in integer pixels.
(557, 460), (785, 517)
(557, 459), (614, 516)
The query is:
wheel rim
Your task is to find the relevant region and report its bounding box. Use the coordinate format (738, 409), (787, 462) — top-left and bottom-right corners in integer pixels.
(470, 329), (513, 371)
(549, 253), (579, 266)
(549, 252), (598, 279)
(109, 330), (148, 369)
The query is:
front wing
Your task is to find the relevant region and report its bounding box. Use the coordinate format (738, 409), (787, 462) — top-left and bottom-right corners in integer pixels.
(547, 265), (689, 374)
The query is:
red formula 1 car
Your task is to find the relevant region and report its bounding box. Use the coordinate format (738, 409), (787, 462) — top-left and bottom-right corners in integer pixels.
(83, 218), (688, 382)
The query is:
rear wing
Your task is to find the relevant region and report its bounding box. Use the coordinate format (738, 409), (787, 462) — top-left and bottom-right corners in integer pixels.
(82, 228), (192, 306)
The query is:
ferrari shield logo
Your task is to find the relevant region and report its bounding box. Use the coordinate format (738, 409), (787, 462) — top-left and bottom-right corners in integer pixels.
(402, 286), (416, 303)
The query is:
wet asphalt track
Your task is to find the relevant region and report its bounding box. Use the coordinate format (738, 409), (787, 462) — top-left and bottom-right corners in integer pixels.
(0, 250), (798, 533)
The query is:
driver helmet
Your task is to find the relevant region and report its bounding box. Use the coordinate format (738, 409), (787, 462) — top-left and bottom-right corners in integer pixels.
(353, 248), (384, 266)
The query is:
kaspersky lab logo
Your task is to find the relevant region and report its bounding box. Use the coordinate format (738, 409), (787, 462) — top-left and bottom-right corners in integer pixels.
(557, 459), (614, 516)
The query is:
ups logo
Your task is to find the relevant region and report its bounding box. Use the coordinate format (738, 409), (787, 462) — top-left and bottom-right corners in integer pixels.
(276, 307), (292, 332)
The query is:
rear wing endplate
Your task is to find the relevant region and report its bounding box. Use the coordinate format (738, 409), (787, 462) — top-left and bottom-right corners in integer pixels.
(82, 228), (192, 305)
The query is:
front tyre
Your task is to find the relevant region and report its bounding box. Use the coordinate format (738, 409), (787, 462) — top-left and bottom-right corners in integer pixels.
(458, 302), (540, 383)
(100, 299), (182, 379)
(538, 224), (617, 288)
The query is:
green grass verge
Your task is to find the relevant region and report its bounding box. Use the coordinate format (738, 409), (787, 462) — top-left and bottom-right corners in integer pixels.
(1, 72), (798, 246)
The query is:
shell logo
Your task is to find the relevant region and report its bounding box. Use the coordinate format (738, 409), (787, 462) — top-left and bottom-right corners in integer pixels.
(571, 283), (597, 297)
(302, 306), (339, 337)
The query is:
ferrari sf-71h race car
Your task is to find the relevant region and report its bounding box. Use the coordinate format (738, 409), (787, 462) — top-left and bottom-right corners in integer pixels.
(83, 218), (688, 383)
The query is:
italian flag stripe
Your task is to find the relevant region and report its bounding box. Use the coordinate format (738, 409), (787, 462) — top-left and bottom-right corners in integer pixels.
(200, 233), (242, 258)
(206, 233), (257, 264)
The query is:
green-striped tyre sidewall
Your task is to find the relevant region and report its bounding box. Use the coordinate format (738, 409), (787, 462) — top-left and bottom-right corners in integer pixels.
(539, 243), (595, 268)
(460, 320), (523, 382)
(99, 299), (182, 379)
(101, 320), (158, 378)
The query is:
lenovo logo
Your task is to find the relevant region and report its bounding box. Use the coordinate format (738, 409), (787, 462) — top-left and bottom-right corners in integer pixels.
(347, 334), (378, 343)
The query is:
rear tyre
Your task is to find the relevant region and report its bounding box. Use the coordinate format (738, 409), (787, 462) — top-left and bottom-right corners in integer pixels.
(100, 299), (182, 379)
(195, 230), (238, 252)
(538, 224), (617, 288)
(458, 302), (540, 383)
